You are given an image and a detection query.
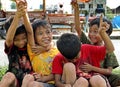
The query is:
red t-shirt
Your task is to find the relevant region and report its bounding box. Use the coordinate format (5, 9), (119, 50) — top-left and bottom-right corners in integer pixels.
(52, 44), (106, 76)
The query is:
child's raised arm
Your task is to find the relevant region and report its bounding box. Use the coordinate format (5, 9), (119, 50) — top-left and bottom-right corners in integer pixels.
(99, 14), (114, 53)
(5, 0), (25, 47)
(17, 0), (35, 46)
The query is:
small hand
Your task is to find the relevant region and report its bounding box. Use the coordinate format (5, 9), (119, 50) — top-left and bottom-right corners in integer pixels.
(31, 45), (46, 55)
(33, 73), (43, 82)
(99, 14), (109, 34)
(16, 0), (27, 18)
(31, 44), (51, 55)
(80, 62), (93, 73)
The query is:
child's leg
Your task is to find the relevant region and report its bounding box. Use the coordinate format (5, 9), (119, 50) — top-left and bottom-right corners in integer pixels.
(0, 72), (17, 87)
(89, 75), (108, 87)
(28, 82), (55, 87)
(62, 63), (76, 85)
(73, 77), (89, 87)
(27, 81), (44, 87)
(21, 74), (34, 87)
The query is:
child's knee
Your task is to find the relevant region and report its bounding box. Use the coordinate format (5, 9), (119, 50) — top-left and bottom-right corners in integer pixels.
(23, 74), (34, 82)
(63, 63), (76, 72)
(90, 75), (106, 86)
(90, 75), (104, 82)
(1, 72), (16, 86)
(75, 77), (89, 86)
(4, 72), (16, 81)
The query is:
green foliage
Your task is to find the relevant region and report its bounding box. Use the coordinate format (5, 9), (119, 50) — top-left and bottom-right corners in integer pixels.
(106, 14), (117, 21)
(0, 66), (8, 81)
(106, 7), (112, 14)
(112, 67), (120, 74)
(10, 2), (16, 9)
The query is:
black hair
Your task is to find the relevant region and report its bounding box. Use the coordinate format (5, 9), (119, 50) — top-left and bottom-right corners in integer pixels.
(57, 33), (81, 60)
(15, 24), (26, 36)
(32, 19), (51, 37)
(4, 17), (26, 37)
(89, 18), (113, 36)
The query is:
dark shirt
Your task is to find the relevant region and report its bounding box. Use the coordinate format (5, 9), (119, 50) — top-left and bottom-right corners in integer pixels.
(4, 43), (33, 86)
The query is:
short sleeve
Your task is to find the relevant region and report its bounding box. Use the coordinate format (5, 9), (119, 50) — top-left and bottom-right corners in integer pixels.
(102, 52), (119, 69)
(52, 53), (64, 74)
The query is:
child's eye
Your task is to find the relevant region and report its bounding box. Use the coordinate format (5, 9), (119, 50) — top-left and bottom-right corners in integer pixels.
(94, 30), (98, 33)
(46, 30), (51, 34)
(39, 32), (43, 35)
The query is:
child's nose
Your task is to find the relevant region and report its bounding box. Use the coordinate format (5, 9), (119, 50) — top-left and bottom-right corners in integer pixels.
(43, 33), (48, 37)
(89, 32), (96, 35)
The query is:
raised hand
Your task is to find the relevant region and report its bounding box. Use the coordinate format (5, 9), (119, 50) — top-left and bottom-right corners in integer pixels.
(99, 14), (110, 34)
(99, 14), (114, 53)
(15, 0), (27, 18)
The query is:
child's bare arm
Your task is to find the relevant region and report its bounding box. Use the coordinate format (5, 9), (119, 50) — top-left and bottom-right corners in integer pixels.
(99, 14), (114, 53)
(55, 74), (71, 87)
(18, 0), (35, 46)
(80, 62), (112, 75)
(5, 1), (25, 47)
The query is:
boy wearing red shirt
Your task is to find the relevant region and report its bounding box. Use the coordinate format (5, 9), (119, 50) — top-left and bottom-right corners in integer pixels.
(52, 15), (114, 87)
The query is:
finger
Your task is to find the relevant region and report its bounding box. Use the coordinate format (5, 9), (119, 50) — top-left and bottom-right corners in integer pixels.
(24, 0), (27, 4)
(32, 73), (37, 75)
(16, 0), (26, 6)
(83, 62), (88, 65)
(100, 13), (103, 27)
(16, 0), (22, 4)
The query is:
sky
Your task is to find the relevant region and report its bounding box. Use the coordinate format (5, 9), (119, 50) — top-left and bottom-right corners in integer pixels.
(1, 0), (120, 12)
(106, 0), (120, 9)
(1, 0), (72, 13)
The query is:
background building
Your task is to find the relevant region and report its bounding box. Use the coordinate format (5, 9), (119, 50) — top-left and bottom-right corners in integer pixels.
(77, 0), (106, 16)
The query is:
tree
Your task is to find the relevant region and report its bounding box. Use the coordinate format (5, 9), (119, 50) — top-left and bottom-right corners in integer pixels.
(10, 2), (16, 9)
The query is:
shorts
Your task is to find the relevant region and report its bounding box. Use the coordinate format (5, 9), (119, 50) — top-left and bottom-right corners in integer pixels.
(107, 73), (120, 87)
(43, 83), (55, 87)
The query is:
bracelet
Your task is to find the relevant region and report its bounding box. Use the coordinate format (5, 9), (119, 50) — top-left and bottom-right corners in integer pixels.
(33, 74), (37, 81)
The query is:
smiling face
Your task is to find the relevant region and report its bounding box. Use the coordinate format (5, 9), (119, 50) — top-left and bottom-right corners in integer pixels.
(35, 26), (52, 48)
(14, 33), (27, 48)
(88, 24), (103, 45)
(88, 18), (112, 45)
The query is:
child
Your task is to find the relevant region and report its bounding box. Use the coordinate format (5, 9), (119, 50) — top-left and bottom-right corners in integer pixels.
(0, 0), (35, 87)
(85, 17), (120, 87)
(79, 17), (120, 87)
(21, 19), (59, 87)
(52, 15), (114, 87)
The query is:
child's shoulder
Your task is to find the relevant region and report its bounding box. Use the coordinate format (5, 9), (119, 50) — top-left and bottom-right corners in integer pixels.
(49, 46), (59, 55)
(81, 44), (92, 48)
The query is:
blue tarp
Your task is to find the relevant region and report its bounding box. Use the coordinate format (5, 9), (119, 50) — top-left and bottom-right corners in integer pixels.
(112, 15), (120, 29)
